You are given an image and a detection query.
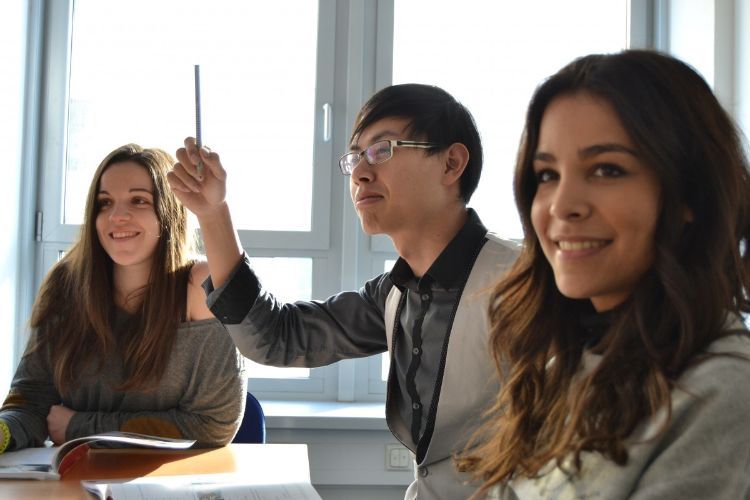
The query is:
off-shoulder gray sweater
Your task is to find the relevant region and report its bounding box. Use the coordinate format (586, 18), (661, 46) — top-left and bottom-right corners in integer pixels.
(0, 312), (246, 450)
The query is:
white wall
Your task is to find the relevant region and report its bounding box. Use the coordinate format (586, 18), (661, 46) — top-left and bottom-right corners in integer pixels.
(270, 428), (409, 500)
(736, 0), (750, 141)
(0, 1), (27, 399)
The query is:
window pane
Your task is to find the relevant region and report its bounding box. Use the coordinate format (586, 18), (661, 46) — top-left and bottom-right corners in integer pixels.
(393, 0), (628, 238)
(245, 257), (312, 379)
(66, 0), (318, 231)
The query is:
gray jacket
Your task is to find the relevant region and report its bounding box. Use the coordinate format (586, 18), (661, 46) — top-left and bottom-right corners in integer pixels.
(205, 211), (519, 499)
(387, 234), (517, 499)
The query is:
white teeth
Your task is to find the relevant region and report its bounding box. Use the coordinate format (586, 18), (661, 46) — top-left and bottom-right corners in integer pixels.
(112, 231), (137, 239)
(558, 240), (607, 251)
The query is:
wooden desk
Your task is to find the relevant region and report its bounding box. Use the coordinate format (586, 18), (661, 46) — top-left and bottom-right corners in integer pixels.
(0, 443), (311, 500)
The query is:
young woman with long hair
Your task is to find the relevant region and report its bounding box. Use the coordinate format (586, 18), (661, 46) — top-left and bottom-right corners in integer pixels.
(0, 144), (245, 452)
(458, 50), (750, 499)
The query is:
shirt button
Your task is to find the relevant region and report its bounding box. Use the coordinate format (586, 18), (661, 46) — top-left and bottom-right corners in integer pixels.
(412, 347), (421, 355)
(421, 293), (430, 301)
(418, 465), (429, 477)
(412, 402), (421, 410)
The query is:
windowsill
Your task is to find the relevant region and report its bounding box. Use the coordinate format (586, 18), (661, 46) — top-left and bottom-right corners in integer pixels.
(261, 400), (388, 431)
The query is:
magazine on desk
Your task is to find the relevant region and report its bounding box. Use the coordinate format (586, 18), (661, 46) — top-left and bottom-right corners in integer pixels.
(82, 473), (323, 500)
(0, 431), (195, 480)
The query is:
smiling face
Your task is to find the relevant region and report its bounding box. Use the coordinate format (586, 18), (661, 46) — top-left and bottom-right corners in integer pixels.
(348, 116), (452, 239)
(530, 92), (661, 311)
(95, 161), (161, 272)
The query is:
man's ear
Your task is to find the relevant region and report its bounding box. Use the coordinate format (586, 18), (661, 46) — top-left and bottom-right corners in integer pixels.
(441, 143), (470, 187)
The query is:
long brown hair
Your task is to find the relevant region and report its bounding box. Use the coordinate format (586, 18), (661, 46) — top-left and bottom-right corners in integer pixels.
(457, 50), (750, 493)
(29, 144), (194, 394)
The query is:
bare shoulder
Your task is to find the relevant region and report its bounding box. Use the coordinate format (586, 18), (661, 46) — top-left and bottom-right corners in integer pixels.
(186, 260), (214, 321)
(190, 259), (211, 284)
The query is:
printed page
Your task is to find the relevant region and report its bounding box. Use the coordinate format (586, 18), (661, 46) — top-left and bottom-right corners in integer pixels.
(0, 446), (58, 480)
(82, 474), (322, 500)
(56, 431), (194, 459)
(0, 446), (56, 467)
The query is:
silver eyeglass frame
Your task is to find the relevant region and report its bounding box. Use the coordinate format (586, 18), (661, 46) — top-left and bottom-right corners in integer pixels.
(338, 139), (439, 175)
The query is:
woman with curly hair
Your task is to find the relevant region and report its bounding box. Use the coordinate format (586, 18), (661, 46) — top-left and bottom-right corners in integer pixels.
(459, 50), (750, 499)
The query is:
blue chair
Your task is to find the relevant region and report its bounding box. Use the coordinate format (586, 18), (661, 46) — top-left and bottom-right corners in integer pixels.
(233, 392), (266, 443)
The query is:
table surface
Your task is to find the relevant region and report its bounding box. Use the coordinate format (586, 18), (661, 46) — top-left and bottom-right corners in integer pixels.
(0, 443), (311, 500)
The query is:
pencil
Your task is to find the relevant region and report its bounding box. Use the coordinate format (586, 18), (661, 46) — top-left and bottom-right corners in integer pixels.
(194, 64), (204, 176)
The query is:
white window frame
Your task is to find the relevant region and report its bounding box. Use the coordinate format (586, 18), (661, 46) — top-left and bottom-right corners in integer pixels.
(22, 0), (683, 405)
(34, 0), (350, 401)
(355, 0), (658, 399)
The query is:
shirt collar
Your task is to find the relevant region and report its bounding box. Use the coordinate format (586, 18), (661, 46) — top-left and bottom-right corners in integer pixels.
(389, 208), (488, 290)
(579, 302), (628, 349)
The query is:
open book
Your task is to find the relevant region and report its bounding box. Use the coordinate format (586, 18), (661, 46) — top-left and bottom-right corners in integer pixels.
(0, 431), (195, 480)
(82, 474), (322, 500)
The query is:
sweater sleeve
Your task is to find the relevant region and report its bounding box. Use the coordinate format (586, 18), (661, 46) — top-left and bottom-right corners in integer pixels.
(204, 253), (392, 367)
(65, 321), (246, 447)
(0, 330), (61, 450)
(629, 339), (750, 500)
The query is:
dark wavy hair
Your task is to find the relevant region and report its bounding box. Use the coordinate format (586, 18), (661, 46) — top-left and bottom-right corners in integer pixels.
(350, 83), (483, 203)
(29, 144), (194, 394)
(457, 50), (750, 494)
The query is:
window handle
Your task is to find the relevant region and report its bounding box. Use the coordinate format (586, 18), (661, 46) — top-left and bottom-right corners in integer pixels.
(322, 102), (332, 142)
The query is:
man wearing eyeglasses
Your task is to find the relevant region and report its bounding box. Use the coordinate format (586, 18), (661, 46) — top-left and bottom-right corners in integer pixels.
(169, 83), (518, 499)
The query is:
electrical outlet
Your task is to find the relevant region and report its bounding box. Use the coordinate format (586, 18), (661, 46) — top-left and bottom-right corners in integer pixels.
(385, 444), (412, 471)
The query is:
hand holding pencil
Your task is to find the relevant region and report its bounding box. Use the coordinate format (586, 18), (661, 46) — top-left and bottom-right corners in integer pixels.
(169, 137), (228, 217)
(194, 64), (204, 176)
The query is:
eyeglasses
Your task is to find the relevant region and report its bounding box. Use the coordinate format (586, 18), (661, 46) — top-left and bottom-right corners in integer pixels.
(338, 139), (439, 176)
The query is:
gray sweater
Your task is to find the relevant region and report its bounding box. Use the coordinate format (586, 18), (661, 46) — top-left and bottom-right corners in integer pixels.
(492, 330), (750, 500)
(0, 314), (246, 450)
